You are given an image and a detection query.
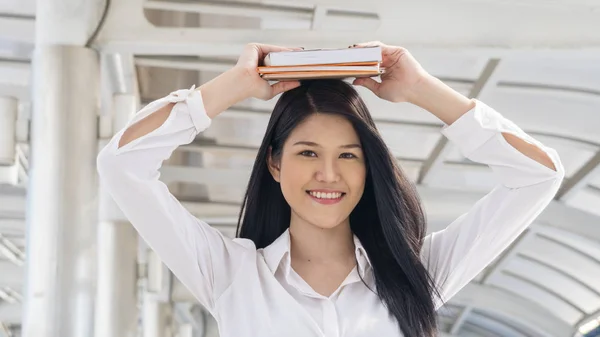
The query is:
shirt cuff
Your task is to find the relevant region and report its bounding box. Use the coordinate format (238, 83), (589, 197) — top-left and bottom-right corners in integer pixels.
(168, 85), (212, 133)
(441, 99), (521, 158)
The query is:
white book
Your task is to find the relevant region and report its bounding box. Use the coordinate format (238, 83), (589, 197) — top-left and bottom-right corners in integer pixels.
(263, 46), (382, 66)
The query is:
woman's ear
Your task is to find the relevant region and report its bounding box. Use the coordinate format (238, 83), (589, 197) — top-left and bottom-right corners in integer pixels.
(267, 146), (281, 183)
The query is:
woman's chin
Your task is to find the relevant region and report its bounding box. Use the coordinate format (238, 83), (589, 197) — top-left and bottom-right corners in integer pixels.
(306, 217), (348, 230)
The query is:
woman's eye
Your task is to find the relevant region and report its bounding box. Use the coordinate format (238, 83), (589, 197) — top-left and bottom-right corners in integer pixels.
(300, 150), (316, 157)
(340, 153), (357, 159)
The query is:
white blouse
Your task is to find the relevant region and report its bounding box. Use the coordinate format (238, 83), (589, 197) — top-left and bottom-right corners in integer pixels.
(97, 86), (565, 337)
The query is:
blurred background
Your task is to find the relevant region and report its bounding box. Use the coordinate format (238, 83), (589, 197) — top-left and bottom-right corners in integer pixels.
(1, 0), (600, 336)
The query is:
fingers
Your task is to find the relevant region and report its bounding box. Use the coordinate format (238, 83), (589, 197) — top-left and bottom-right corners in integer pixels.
(269, 80), (301, 98)
(352, 77), (381, 96)
(350, 41), (406, 68)
(250, 43), (303, 58)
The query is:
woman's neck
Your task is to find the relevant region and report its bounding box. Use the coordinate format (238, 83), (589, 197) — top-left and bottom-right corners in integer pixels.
(288, 212), (356, 264)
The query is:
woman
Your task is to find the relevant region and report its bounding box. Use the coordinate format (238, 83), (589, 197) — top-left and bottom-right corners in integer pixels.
(97, 42), (564, 336)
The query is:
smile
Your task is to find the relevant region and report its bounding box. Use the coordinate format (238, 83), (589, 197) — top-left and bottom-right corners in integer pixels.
(306, 190), (345, 205)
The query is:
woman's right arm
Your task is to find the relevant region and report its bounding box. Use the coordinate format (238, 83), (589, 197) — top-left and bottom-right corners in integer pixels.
(97, 44), (301, 313)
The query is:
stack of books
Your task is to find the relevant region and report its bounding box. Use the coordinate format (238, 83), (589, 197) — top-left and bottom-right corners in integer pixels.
(257, 46), (385, 81)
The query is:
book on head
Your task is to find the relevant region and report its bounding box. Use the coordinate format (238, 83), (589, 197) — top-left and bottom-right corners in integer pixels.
(263, 46), (382, 67)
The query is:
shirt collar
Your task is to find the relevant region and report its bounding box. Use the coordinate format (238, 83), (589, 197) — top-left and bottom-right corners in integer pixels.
(353, 235), (372, 276)
(263, 229), (291, 274)
(263, 229), (372, 276)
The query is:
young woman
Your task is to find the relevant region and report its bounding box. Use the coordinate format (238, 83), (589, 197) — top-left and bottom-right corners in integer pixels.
(97, 42), (564, 336)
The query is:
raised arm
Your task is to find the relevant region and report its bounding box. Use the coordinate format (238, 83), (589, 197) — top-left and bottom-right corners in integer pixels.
(405, 64), (564, 308)
(351, 41), (565, 308)
(417, 96), (564, 308)
(97, 43), (301, 312)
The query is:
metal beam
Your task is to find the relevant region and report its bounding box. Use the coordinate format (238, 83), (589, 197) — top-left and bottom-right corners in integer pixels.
(438, 333), (458, 337)
(577, 307), (600, 331)
(0, 0), (36, 17)
(466, 310), (533, 337)
(0, 60), (30, 87)
(450, 283), (573, 337)
(417, 58), (500, 185)
(0, 16), (35, 44)
(0, 214), (239, 237)
(99, 54), (141, 140)
(0, 219), (22, 234)
(0, 303), (20, 324)
(555, 150), (600, 200)
(0, 194), (25, 217)
(143, 0), (315, 21)
(449, 306), (472, 334)
(98, 0), (600, 56)
(104, 53), (139, 96)
(0, 261), (22, 287)
(535, 199), (600, 243)
(135, 56), (233, 73)
(100, 30), (600, 57)
(0, 83), (29, 101)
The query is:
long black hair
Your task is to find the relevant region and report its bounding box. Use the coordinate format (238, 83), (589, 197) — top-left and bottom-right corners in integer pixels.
(236, 79), (439, 336)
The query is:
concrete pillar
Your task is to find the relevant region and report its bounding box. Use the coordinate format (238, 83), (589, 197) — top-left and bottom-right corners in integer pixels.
(23, 0), (105, 335)
(143, 248), (174, 337)
(143, 300), (174, 337)
(94, 218), (138, 337)
(0, 96), (18, 165)
(94, 94), (139, 337)
(23, 44), (100, 337)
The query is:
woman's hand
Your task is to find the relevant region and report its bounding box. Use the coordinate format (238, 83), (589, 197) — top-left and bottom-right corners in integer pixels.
(351, 41), (431, 103)
(234, 43), (303, 100)
(351, 41), (475, 124)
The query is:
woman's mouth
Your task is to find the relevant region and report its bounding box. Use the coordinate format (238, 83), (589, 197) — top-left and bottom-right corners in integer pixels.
(306, 190), (345, 205)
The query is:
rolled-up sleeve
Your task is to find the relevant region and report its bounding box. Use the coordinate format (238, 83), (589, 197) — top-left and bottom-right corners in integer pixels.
(97, 86), (252, 313)
(420, 100), (565, 309)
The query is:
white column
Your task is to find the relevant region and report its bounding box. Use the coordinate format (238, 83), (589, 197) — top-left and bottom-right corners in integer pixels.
(143, 248), (175, 337)
(23, 45), (100, 337)
(94, 218), (138, 337)
(143, 300), (174, 337)
(22, 0), (104, 335)
(94, 94), (139, 337)
(0, 96), (18, 165)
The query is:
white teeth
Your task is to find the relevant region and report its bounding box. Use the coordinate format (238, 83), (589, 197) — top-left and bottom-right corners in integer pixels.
(309, 191), (342, 199)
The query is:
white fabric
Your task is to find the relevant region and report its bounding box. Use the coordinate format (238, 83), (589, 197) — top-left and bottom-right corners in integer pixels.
(97, 86), (564, 337)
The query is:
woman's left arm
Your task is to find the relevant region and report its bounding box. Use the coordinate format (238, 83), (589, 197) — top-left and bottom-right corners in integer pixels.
(411, 75), (565, 308)
(407, 74), (557, 171)
(352, 42), (565, 308)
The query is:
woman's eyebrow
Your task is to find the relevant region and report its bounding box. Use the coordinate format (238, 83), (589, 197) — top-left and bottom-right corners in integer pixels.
(292, 141), (361, 149)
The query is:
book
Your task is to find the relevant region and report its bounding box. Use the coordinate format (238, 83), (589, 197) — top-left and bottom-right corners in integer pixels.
(263, 46), (382, 67)
(258, 64), (380, 74)
(260, 69), (385, 81)
(258, 47), (384, 80)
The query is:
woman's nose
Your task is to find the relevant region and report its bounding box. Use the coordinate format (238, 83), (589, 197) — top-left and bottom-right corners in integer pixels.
(315, 159), (340, 183)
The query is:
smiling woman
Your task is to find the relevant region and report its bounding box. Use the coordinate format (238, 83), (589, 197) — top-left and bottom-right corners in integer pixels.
(238, 78), (440, 334)
(97, 42), (564, 337)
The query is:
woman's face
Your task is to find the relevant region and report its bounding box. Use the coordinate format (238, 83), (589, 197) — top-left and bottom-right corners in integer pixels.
(269, 113), (367, 229)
